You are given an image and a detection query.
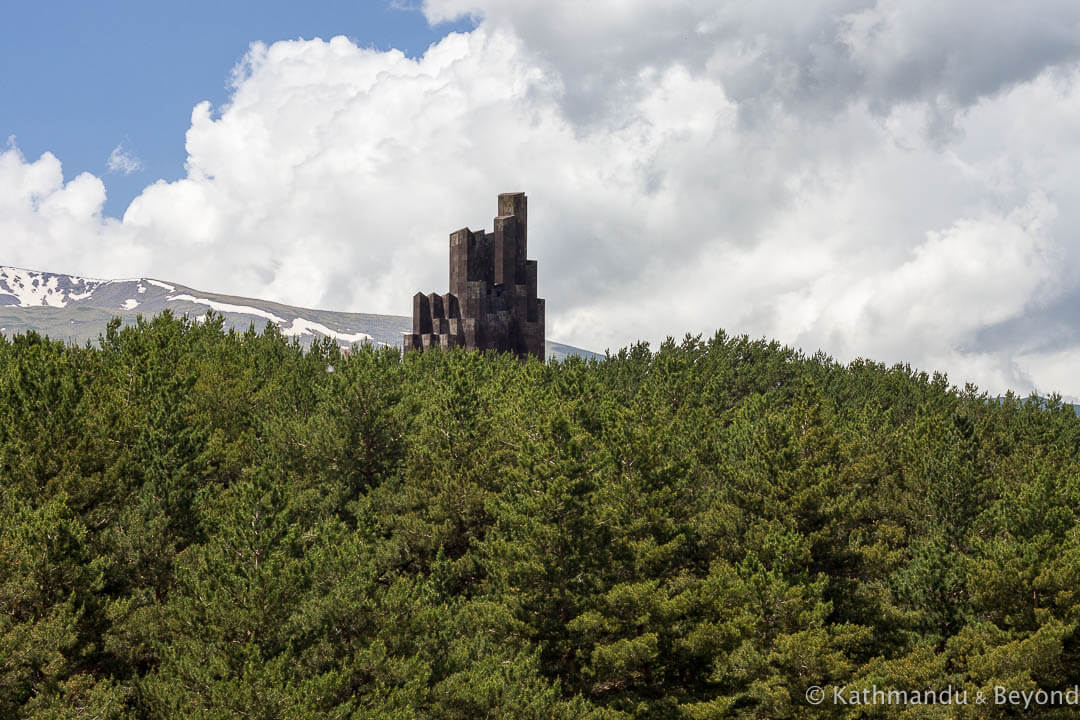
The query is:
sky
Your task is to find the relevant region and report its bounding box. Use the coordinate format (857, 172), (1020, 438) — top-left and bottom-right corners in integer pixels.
(2, 1), (1080, 397)
(0, 1), (475, 217)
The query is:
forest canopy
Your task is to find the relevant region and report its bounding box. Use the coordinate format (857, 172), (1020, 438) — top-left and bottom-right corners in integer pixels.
(2, 311), (1079, 718)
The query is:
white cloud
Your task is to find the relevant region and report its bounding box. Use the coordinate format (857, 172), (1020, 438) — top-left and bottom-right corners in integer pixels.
(4, 2), (1080, 397)
(0, 144), (140, 277)
(106, 143), (143, 175)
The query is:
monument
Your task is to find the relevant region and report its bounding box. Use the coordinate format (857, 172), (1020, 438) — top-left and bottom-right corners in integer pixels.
(404, 192), (545, 360)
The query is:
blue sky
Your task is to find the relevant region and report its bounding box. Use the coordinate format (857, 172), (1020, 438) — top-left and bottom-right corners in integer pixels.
(0, 1), (473, 217)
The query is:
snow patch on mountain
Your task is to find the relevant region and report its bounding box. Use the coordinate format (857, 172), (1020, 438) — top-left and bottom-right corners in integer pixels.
(0, 266), (122, 307)
(123, 299), (139, 310)
(166, 294), (286, 323)
(282, 318), (373, 344)
(1, 266), (98, 307)
(68, 288), (96, 301)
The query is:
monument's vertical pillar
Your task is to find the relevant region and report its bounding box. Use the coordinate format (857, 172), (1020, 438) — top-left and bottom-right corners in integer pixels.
(493, 214), (518, 286)
(449, 228), (470, 298)
(498, 192), (528, 284)
(413, 291), (432, 334)
(525, 260), (538, 322)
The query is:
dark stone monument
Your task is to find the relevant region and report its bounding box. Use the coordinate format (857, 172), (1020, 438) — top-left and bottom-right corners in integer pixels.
(404, 192), (545, 360)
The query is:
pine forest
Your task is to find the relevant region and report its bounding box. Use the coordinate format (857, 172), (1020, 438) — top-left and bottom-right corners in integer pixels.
(2, 311), (1079, 718)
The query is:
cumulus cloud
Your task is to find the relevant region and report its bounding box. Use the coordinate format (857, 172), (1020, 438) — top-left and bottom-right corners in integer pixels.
(423, 0), (1080, 130)
(0, 143), (140, 276)
(106, 142), (143, 175)
(4, 1), (1080, 397)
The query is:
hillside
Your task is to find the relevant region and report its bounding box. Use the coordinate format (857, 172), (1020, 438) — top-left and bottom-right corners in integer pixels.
(2, 315), (1079, 717)
(0, 265), (599, 361)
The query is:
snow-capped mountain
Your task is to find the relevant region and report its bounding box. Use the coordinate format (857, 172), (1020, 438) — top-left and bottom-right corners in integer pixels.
(0, 266), (599, 361)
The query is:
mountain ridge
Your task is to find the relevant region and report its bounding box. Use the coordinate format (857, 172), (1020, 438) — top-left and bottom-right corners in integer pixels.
(0, 265), (600, 361)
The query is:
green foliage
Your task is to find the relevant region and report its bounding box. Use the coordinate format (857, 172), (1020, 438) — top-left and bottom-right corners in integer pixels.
(1, 317), (1078, 717)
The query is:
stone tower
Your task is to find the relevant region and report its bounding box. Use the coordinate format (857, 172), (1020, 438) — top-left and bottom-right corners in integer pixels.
(404, 192), (545, 360)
